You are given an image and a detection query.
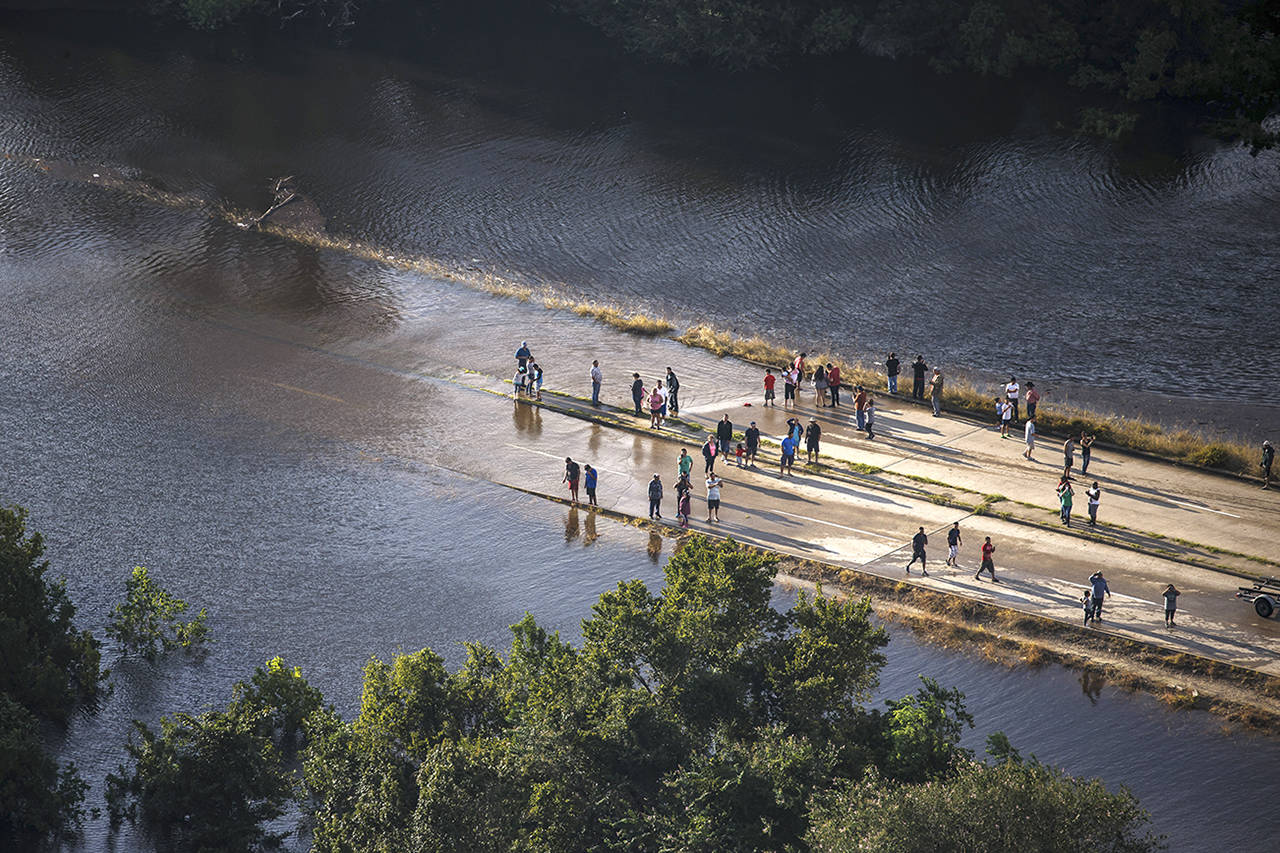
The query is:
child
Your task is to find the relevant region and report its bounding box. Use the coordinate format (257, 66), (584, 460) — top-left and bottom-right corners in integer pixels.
(763, 368), (776, 406)
(677, 479), (692, 528)
(514, 366), (527, 397)
(1082, 589), (1094, 625)
(528, 361), (544, 401)
(864, 397), (876, 440)
(735, 443), (746, 468)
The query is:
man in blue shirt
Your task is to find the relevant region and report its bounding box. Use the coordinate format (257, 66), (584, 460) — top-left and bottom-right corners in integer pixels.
(780, 434), (796, 476)
(1088, 571), (1111, 622)
(583, 465), (598, 507)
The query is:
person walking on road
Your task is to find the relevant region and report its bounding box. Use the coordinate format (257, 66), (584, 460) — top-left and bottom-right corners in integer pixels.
(1025, 382), (1040, 419)
(975, 536), (998, 582)
(827, 363), (842, 406)
(805, 417), (822, 463)
(1082, 589), (1095, 626)
(929, 369), (944, 416)
(886, 352), (900, 394)
(563, 457), (581, 504)
(647, 474), (663, 519)
(1086, 482), (1101, 525)
(745, 422), (761, 466)
(716, 414), (734, 458)
(912, 356), (928, 400)
(631, 373), (645, 416)
(665, 368), (680, 414)
(678, 448), (694, 481)
(1080, 432), (1095, 474)
(864, 396), (877, 440)
(764, 368), (777, 407)
(780, 433), (796, 476)
(906, 527), (929, 575)
(1262, 440), (1274, 489)
(945, 522), (962, 567)
(1024, 417), (1036, 459)
(702, 434), (718, 475)
(705, 473), (723, 523)
(583, 464), (598, 507)
(1163, 583), (1180, 627)
(1058, 476), (1074, 527)
(590, 360), (603, 407)
(1088, 571), (1111, 622)
(1005, 376), (1020, 422)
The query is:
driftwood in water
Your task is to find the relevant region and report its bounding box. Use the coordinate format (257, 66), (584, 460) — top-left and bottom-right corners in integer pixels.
(252, 176), (326, 233)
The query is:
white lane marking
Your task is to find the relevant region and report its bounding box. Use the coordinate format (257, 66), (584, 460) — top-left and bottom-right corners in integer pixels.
(769, 509), (898, 541)
(504, 444), (628, 477)
(1167, 498), (1241, 519)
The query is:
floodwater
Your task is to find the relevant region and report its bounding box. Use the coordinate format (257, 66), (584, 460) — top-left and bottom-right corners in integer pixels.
(1, 10), (1278, 853)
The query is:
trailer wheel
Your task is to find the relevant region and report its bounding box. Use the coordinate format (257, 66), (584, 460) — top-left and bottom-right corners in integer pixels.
(1256, 597), (1275, 619)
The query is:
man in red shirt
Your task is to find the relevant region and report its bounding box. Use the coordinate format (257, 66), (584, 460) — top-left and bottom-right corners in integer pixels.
(763, 369), (777, 407)
(827, 364), (842, 407)
(975, 536), (998, 582)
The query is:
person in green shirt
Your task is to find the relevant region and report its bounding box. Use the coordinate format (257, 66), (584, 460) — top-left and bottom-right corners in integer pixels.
(678, 448), (694, 479)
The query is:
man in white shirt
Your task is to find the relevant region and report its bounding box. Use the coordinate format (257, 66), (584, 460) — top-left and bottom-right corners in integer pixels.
(590, 360), (603, 407)
(1005, 376), (1020, 422)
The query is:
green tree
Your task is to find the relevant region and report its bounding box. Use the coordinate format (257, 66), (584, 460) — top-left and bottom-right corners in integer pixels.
(0, 695), (90, 845)
(106, 565), (209, 662)
(807, 752), (1165, 852)
(106, 658), (324, 851)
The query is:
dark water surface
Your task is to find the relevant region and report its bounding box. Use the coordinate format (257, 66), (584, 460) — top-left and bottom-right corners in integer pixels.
(2, 12), (1279, 852)
(1, 16), (1278, 435)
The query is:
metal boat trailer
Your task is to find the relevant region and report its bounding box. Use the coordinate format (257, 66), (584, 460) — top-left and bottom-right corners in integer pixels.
(1237, 577), (1280, 618)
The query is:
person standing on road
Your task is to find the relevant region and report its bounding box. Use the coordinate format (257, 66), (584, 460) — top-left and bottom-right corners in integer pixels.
(912, 356), (928, 400)
(676, 474), (692, 528)
(583, 464), (598, 507)
(1088, 571), (1111, 622)
(1086, 482), (1101, 525)
(1025, 382), (1040, 419)
(649, 385), (665, 429)
(813, 363), (829, 408)
(854, 385), (869, 432)
(764, 368), (777, 407)
(793, 352), (807, 387)
(975, 536), (998, 582)
(590, 360), (603, 407)
(1005, 376), (1020, 423)
(945, 522), (962, 567)
(705, 473), (723, 523)
(780, 432), (796, 476)
(1262, 440), (1274, 489)
(1080, 432), (1095, 474)
(1024, 418), (1036, 459)
(631, 373), (645, 416)
(805, 417), (822, 463)
(528, 360), (543, 401)
(666, 367), (680, 414)
(1058, 476), (1074, 526)
(563, 457), (581, 504)
(1062, 436), (1077, 475)
(716, 414), (734, 458)
(745, 421), (761, 466)
(929, 369), (945, 416)
(886, 352), (900, 394)
(864, 396), (877, 440)
(515, 341), (532, 370)
(702, 434), (718, 475)
(906, 527), (929, 575)
(648, 474), (663, 519)
(827, 363), (842, 406)
(1163, 583), (1180, 628)
(998, 397), (1012, 437)
(678, 448), (694, 481)
(783, 366), (797, 408)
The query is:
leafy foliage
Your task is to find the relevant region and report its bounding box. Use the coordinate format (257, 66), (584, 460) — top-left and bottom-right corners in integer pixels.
(106, 565), (209, 662)
(0, 504), (102, 844)
(808, 753), (1164, 852)
(105, 658), (325, 851)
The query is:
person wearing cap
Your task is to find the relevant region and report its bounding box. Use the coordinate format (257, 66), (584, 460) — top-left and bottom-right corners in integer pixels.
(744, 421), (761, 466)
(647, 474), (663, 520)
(515, 341), (532, 370)
(805, 417), (822, 463)
(1263, 440), (1274, 489)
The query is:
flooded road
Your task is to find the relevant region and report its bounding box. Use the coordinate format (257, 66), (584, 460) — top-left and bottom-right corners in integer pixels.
(2, 10), (1279, 852)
